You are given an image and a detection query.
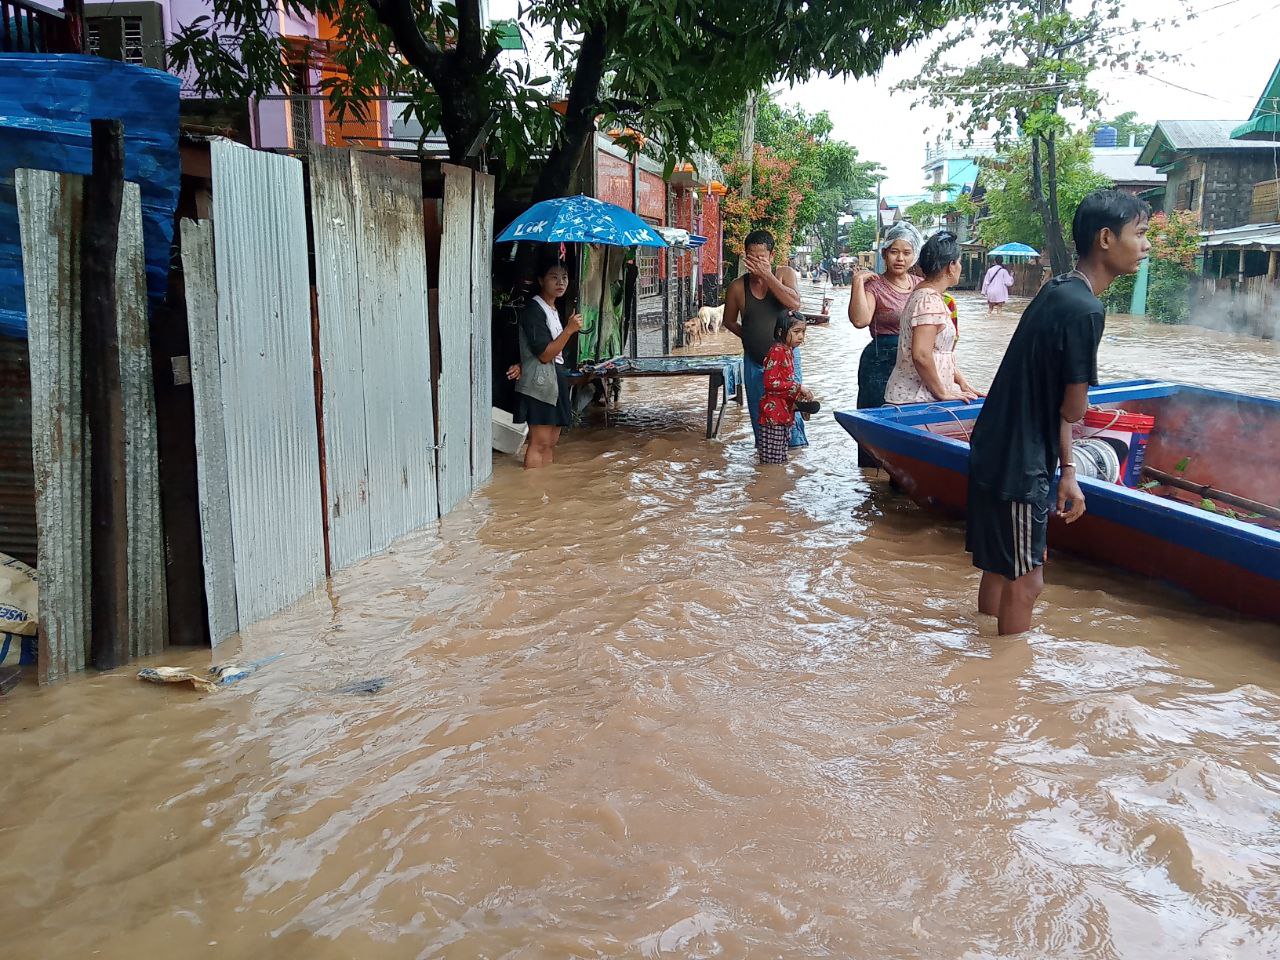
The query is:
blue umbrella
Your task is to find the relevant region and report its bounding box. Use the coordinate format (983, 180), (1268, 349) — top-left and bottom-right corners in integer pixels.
(497, 195), (668, 248)
(988, 242), (1041, 258)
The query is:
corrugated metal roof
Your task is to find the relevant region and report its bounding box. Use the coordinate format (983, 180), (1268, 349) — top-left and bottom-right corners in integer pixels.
(1139, 119), (1278, 166)
(1091, 148), (1166, 185)
(1158, 120), (1265, 150)
(209, 139), (326, 627)
(1201, 222), (1280, 250)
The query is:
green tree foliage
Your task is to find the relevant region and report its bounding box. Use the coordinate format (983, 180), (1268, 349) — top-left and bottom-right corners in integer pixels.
(1090, 111), (1153, 149)
(1102, 210), (1198, 323)
(977, 132), (1111, 249)
(898, 0), (1178, 272)
(844, 216), (877, 255)
(907, 194), (977, 230)
(171, 0), (969, 200)
(710, 93), (881, 265)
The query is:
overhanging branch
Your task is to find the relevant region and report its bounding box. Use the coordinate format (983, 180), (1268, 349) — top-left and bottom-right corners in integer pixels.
(366, 0), (446, 79)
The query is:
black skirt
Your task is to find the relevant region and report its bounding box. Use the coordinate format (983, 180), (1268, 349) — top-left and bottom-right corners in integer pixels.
(515, 363), (572, 427)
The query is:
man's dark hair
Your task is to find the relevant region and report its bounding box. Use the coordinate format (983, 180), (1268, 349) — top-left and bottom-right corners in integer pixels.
(744, 229), (776, 252)
(1072, 189), (1150, 259)
(918, 231), (961, 277)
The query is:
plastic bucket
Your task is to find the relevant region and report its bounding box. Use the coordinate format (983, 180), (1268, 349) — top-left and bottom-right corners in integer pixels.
(1078, 409), (1155, 486)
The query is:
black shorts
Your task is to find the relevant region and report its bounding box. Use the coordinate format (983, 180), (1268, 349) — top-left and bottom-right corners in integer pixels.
(966, 483), (1049, 581)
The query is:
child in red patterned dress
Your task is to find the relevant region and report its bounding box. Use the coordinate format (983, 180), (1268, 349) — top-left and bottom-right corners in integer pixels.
(759, 314), (814, 464)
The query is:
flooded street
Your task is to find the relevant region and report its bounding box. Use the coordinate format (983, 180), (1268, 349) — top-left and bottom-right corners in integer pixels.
(4, 292), (1280, 958)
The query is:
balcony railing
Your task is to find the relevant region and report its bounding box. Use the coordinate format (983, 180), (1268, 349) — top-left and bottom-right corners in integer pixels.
(924, 138), (1001, 165)
(1, 0), (79, 52)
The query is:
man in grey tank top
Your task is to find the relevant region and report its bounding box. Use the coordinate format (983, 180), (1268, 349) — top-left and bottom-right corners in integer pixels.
(722, 229), (807, 448)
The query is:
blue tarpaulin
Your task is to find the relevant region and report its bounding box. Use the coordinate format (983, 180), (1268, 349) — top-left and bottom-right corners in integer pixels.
(0, 54), (180, 339)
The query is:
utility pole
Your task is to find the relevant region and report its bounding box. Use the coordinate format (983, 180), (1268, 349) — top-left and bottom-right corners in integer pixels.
(737, 89), (758, 278)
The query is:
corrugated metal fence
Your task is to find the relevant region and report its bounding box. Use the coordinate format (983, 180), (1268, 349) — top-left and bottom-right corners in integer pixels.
(16, 169), (168, 682)
(181, 140), (496, 645)
(199, 140), (327, 635)
(439, 162), (495, 512)
(310, 147), (439, 571)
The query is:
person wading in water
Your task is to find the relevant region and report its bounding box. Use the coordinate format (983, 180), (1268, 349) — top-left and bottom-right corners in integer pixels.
(967, 189), (1151, 634)
(722, 229), (807, 450)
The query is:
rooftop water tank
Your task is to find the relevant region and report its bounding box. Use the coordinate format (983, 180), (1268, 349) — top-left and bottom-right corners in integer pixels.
(1093, 125), (1118, 148)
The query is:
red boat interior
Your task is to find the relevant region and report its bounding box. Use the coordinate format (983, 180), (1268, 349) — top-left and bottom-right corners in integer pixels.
(911, 391), (1280, 525)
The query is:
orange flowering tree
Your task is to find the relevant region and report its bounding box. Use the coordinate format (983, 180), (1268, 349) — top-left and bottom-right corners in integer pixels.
(1148, 210), (1200, 270)
(1102, 210), (1201, 324)
(722, 146), (805, 268)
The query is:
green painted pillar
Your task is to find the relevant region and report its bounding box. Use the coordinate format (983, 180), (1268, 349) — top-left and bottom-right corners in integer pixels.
(1130, 257), (1149, 316)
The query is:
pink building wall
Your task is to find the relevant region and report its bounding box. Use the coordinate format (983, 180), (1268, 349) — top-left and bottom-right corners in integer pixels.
(162, 0), (324, 149)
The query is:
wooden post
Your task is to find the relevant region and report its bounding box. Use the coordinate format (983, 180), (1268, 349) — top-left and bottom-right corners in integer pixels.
(81, 119), (130, 671)
(1267, 249), (1277, 282)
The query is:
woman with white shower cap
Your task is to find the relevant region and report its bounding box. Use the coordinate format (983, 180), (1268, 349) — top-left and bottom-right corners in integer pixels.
(847, 221), (923, 468)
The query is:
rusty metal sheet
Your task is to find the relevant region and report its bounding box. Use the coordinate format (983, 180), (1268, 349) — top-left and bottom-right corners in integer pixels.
(0, 334), (36, 567)
(353, 152), (438, 552)
(470, 169), (495, 486)
(209, 138), (325, 627)
(117, 182), (169, 660)
(16, 169), (89, 683)
(437, 163), (474, 515)
(179, 217), (239, 645)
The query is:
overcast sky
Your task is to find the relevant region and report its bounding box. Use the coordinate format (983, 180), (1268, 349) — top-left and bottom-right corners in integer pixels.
(497, 0), (1279, 197)
(774, 0), (1280, 196)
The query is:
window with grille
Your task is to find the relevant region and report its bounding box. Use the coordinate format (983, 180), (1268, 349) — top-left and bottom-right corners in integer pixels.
(289, 59), (313, 148)
(637, 245), (660, 298)
(121, 16), (144, 64)
(83, 5), (165, 69)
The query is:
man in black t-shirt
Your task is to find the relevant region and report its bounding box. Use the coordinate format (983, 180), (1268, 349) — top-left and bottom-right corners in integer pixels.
(967, 190), (1151, 634)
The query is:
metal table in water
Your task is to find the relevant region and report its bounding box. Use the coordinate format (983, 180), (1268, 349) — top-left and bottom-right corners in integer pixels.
(572, 355), (745, 438)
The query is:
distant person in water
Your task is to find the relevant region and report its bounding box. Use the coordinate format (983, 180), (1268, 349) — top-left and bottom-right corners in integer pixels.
(848, 221), (922, 467)
(884, 231), (982, 405)
(723, 229), (807, 450)
(966, 189), (1151, 635)
(981, 256), (1015, 315)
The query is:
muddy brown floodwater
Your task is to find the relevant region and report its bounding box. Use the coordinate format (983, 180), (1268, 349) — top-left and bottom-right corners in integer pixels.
(4, 292), (1280, 959)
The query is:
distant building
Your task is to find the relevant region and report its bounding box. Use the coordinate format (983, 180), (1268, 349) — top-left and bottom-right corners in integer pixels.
(1090, 147), (1165, 196)
(922, 135), (998, 202)
(1136, 119), (1278, 232)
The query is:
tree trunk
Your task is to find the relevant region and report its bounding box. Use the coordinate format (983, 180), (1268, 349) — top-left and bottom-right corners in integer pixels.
(1027, 134), (1072, 275)
(739, 90), (758, 202)
(1042, 132), (1072, 273)
(368, 0), (496, 167)
(530, 18), (614, 203)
